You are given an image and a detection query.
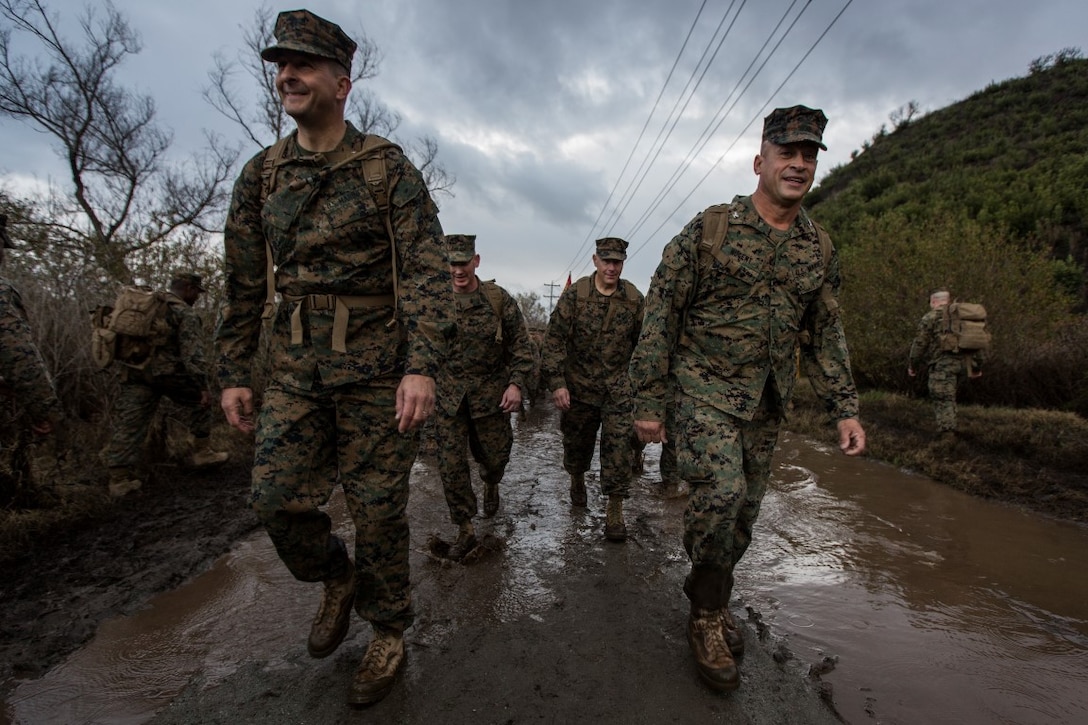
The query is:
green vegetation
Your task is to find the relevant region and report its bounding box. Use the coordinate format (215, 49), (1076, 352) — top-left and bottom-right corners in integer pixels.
(808, 51), (1088, 415)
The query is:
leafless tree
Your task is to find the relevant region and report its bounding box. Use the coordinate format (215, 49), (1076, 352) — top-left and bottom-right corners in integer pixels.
(513, 291), (548, 328)
(889, 101), (921, 131)
(0, 0), (238, 283)
(204, 3), (454, 198)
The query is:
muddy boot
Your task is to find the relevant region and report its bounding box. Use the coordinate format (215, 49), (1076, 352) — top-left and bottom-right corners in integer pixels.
(687, 608), (739, 691)
(307, 564), (356, 658)
(348, 625), (405, 706)
(483, 478), (500, 518)
(189, 437), (229, 468)
(108, 467), (143, 499)
(569, 473), (587, 507)
(604, 495), (627, 542)
(719, 607), (745, 658)
(683, 564), (737, 686)
(447, 522), (477, 561)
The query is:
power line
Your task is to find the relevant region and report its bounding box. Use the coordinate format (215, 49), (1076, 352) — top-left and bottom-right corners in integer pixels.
(622, 0), (810, 243)
(594, 1), (746, 241)
(560, 0), (712, 277)
(572, 0), (748, 279)
(627, 0), (856, 263)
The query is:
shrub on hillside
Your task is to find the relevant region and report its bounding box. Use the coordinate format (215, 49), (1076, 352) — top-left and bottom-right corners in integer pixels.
(837, 209), (1085, 414)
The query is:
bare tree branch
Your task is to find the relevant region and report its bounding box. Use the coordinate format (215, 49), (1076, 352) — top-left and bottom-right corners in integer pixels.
(204, 3), (455, 198)
(0, 0), (239, 283)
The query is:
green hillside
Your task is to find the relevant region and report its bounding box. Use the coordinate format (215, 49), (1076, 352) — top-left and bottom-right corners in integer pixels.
(810, 53), (1088, 278)
(804, 51), (1088, 415)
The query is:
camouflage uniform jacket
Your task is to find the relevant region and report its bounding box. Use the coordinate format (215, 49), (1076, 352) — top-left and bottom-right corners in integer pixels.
(0, 276), (60, 422)
(216, 123), (451, 390)
(908, 307), (986, 373)
(542, 273), (644, 409)
(126, 291), (209, 384)
(437, 278), (534, 419)
(630, 194), (859, 423)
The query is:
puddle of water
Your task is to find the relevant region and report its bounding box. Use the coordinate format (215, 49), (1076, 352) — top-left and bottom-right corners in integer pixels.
(746, 432), (1088, 725)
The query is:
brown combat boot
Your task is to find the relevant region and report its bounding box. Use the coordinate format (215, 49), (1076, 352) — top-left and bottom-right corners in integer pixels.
(687, 608), (740, 691)
(189, 438), (229, 468)
(604, 495), (627, 542)
(347, 626), (405, 706)
(719, 607), (745, 657)
(569, 473), (587, 507)
(447, 522), (477, 561)
(307, 564), (356, 658)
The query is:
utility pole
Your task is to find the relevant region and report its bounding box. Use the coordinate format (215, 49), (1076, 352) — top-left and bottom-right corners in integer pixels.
(543, 281), (561, 313)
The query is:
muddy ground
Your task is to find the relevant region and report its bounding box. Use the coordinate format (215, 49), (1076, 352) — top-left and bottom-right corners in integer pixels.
(0, 409), (855, 724)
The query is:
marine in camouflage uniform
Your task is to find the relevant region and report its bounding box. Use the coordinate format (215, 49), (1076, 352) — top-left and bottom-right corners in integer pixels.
(542, 237), (644, 542)
(435, 234), (534, 560)
(908, 288), (985, 436)
(630, 106), (866, 692)
(104, 273), (228, 498)
(214, 9), (452, 708)
(0, 214), (61, 504)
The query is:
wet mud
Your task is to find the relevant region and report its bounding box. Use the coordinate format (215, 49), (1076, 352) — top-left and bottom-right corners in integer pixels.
(4, 400), (1087, 724)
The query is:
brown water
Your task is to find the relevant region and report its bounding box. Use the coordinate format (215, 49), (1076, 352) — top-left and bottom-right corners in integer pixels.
(754, 435), (1088, 724)
(4, 406), (1087, 724)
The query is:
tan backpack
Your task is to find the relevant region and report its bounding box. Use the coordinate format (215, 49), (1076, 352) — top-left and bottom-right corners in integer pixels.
(939, 302), (991, 353)
(90, 286), (170, 369)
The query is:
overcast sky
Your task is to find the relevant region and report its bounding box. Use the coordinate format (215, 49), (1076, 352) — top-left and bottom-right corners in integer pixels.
(2, 0), (1084, 303)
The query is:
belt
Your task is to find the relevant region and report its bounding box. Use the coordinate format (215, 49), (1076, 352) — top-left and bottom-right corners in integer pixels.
(281, 293), (396, 353)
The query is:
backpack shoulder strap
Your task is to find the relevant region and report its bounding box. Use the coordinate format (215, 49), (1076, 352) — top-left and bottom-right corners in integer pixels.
(575, 276), (592, 301)
(480, 279), (505, 343)
(355, 135), (402, 325)
(258, 134), (405, 323)
(260, 137), (293, 320)
(812, 221), (838, 314)
(698, 203), (732, 270)
(260, 136), (294, 207)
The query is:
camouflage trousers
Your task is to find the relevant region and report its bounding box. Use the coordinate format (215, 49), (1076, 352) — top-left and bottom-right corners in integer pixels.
(251, 377), (418, 631)
(674, 392), (781, 607)
(559, 397), (633, 498)
(104, 374), (210, 470)
(928, 355), (966, 433)
(433, 396), (512, 525)
(659, 401), (679, 485)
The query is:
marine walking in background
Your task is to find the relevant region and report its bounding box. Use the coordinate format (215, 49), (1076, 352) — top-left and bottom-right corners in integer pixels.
(433, 233), (534, 561)
(542, 237), (645, 542)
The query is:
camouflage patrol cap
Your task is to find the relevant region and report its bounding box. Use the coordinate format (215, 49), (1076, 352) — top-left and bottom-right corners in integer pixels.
(261, 9), (357, 71)
(172, 272), (207, 292)
(595, 237), (628, 261)
(445, 234), (478, 264)
(0, 214), (9, 249)
(762, 105), (828, 150)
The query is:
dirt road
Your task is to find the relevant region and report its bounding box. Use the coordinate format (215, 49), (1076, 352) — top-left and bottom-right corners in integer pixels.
(2, 403), (841, 724)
